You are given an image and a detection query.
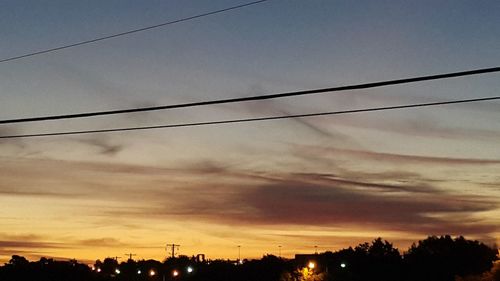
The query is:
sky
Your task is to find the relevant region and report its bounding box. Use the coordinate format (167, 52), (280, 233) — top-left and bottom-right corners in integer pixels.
(0, 0), (500, 264)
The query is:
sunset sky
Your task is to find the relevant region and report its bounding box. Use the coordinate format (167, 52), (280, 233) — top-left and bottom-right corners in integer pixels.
(1, 0), (500, 264)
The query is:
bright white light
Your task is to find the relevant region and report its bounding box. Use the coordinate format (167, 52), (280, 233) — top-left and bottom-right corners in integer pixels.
(341, 263), (346, 268)
(172, 270), (179, 277)
(308, 262), (315, 269)
(137, 270), (142, 274)
(115, 269), (121, 274)
(187, 266), (193, 273)
(97, 268), (101, 273)
(149, 269), (156, 276)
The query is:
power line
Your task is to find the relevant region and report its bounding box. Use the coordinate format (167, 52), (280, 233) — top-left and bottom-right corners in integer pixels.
(1, 96), (497, 139)
(0, 0), (272, 64)
(1, 66), (499, 125)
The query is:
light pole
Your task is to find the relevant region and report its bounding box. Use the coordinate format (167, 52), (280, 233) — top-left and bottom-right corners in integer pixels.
(237, 245), (241, 262)
(278, 245), (282, 258)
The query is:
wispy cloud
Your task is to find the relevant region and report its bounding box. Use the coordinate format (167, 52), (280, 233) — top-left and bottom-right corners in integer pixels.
(78, 238), (125, 248)
(0, 126), (25, 148)
(75, 136), (124, 156)
(0, 233), (68, 261)
(293, 145), (500, 165)
(0, 240), (65, 249)
(88, 168), (498, 237)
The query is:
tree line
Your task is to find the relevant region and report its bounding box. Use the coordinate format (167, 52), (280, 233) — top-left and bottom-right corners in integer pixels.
(0, 235), (498, 281)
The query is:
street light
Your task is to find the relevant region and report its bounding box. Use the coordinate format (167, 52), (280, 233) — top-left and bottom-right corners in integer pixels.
(149, 269), (156, 276)
(340, 263), (347, 268)
(308, 261), (315, 270)
(137, 269), (142, 274)
(187, 266), (193, 273)
(172, 270), (179, 277)
(115, 269), (121, 274)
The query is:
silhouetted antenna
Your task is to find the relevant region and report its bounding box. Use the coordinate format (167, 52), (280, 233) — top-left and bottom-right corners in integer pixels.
(124, 253), (137, 261)
(112, 256), (121, 262)
(166, 244), (180, 259)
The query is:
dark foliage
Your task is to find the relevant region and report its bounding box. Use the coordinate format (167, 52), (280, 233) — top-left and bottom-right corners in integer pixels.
(322, 238), (403, 281)
(0, 255), (91, 281)
(404, 235), (498, 281)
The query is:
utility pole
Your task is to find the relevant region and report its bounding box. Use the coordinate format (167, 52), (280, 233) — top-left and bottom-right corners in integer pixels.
(166, 244), (180, 259)
(112, 256), (121, 262)
(278, 245), (282, 258)
(124, 253), (137, 261)
(314, 245), (318, 254)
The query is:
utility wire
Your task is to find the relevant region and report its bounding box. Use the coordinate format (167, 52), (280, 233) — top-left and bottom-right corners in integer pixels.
(1, 66), (499, 125)
(0, 0), (272, 64)
(1, 96), (498, 139)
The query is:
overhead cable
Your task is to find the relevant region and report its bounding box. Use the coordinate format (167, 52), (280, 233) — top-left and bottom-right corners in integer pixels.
(0, 0), (273, 64)
(1, 96), (498, 139)
(1, 66), (499, 125)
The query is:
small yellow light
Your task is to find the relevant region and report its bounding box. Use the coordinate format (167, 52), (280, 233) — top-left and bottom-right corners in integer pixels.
(149, 269), (155, 276)
(172, 270), (179, 277)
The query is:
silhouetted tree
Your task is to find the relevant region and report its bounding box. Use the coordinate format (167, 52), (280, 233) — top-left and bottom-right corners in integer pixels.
(455, 261), (500, 281)
(8, 255), (29, 267)
(238, 255), (288, 281)
(404, 235), (498, 281)
(100, 257), (119, 276)
(0, 255), (91, 281)
(324, 238), (403, 281)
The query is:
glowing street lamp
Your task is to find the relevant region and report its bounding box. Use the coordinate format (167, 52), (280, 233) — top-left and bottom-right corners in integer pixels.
(308, 261), (315, 270)
(172, 270), (179, 277)
(187, 266), (193, 273)
(115, 269), (121, 274)
(137, 269), (142, 274)
(149, 269), (156, 276)
(340, 263), (347, 268)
